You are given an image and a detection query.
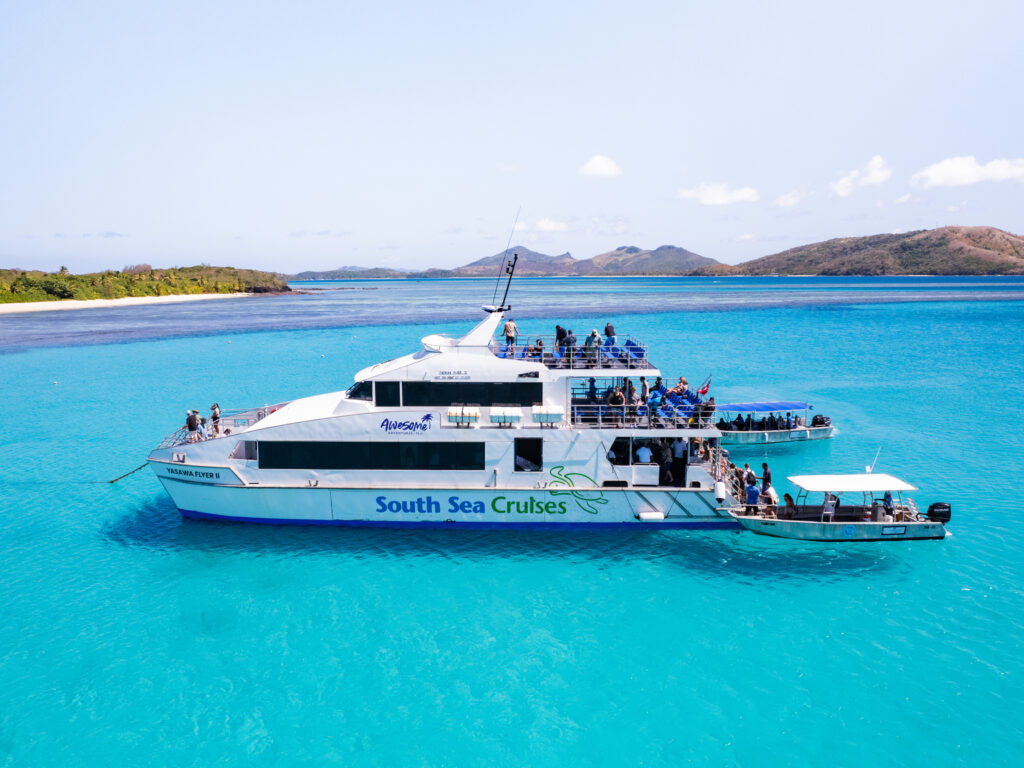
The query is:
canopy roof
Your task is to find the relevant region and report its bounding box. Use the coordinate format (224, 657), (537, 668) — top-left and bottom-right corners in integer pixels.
(787, 473), (917, 493)
(716, 401), (809, 412)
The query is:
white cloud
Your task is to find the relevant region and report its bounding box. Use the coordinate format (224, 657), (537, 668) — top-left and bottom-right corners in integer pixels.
(536, 218), (568, 232)
(911, 155), (1024, 188)
(772, 190), (801, 207)
(736, 233), (755, 241)
(831, 155), (892, 196)
(579, 155), (622, 177)
(677, 183), (759, 206)
(946, 200), (967, 213)
(895, 193), (911, 204)
(512, 221), (528, 232)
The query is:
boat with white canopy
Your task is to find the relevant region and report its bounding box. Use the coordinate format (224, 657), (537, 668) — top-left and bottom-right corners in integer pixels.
(715, 401), (834, 445)
(730, 472), (950, 541)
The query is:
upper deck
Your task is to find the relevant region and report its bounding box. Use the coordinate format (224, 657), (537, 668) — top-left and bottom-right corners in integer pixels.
(490, 334), (654, 371)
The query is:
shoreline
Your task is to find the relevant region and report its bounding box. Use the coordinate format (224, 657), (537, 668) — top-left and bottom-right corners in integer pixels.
(0, 292), (254, 315)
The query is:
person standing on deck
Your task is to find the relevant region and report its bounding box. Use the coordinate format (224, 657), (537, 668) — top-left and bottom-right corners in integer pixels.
(760, 462), (772, 493)
(639, 376), (649, 404)
(745, 478), (761, 515)
(604, 322), (617, 346)
(210, 403), (220, 435)
(555, 325), (566, 350)
(185, 410), (199, 442)
(583, 329), (602, 366)
(503, 318), (520, 347)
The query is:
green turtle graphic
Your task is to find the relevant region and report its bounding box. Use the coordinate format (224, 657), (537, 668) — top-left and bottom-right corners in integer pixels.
(547, 465), (608, 515)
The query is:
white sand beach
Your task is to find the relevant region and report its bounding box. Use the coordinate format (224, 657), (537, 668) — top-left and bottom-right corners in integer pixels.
(0, 292), (254, 315)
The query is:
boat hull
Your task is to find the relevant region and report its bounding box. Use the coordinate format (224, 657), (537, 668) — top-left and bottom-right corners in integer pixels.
(152, 466), (739, 529)
(733, 514), (946, 541)
(720, 425), (834, 445)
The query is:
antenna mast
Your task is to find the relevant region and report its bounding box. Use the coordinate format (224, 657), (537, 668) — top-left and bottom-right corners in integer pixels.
(498, 253), (518, 310)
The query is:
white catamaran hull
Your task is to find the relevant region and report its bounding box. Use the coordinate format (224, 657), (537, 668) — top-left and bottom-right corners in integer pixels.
(732, 514), (946, 541)
(152, 464), (738, 529)
(720, 425), (835, 445)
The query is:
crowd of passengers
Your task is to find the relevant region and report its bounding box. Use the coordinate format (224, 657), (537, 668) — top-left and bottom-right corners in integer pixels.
(500, 320), (642, 367)
(183, 403), (225, 443)
(716, 412), (831, 431)
(607, 436), (715, 486)
(576, 375), (715, 427)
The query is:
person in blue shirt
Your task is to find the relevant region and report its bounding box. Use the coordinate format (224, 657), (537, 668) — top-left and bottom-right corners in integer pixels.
(745, 479), (761, 515)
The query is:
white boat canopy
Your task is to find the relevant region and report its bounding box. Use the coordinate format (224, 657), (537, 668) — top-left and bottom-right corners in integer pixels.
(787, 473), (917, 493)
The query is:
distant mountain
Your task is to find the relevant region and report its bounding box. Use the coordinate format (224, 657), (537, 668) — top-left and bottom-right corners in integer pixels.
(586, 245), (717, 275)
(292, 244), (721, 279)
(452, 247), (580, 276)
(734, 226), (1024, 275)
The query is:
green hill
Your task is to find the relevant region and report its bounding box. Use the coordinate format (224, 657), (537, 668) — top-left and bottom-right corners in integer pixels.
(0, 265), (290, 304)
(734, 226), (1024, 276)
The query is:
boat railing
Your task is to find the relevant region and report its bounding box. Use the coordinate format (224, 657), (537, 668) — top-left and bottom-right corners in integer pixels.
(490, 335), (653, 370)
(569, 403), (714, 430)
(156, 403), (289, 449)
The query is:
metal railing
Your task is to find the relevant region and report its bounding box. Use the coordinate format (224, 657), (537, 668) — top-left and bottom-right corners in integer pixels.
(569, 402), (714, 430)
(156, 402), (290, 449)
(491, 334), (653, 370)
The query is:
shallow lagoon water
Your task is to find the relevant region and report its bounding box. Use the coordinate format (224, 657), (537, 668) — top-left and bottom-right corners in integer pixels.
(1, 278), (1023, 766)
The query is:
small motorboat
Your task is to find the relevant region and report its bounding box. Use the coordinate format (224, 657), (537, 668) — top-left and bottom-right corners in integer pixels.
(731, 473), (950, 541)
(715, 401), (835, 445)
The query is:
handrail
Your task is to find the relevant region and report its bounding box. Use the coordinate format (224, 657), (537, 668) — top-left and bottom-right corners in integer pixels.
(490, 334), (653, 370)
(156, 403), (289, 449)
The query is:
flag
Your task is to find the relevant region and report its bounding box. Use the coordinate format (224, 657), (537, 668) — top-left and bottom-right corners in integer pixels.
(696, 376), (711, 396)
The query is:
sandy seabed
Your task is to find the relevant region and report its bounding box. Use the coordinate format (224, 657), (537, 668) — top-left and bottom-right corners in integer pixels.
(0, 293), (253, 315)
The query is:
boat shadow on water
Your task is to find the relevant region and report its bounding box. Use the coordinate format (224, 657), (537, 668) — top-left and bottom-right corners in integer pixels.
(103, 498), (914, 583)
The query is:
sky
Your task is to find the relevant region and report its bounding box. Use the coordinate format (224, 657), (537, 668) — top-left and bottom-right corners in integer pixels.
(1, 0), (1022, 272)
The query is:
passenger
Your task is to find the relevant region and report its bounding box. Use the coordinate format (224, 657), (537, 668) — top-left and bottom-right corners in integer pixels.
(653, 376), (664, 393)
(625, 378), (636, 404)
(743, 463), (757, 486)
(606, 386), (625, 425)
(555, 325), (566, 349)
(587, 377), (598, 402)
(639, 376), (649, 404)
(883, 490), (895, 515)
(671, 437), (687, 484)
(185, 409), (199, 442)
(760, 462), (772, 492)
(563, 329), (577, 366)
(503, 317), (519, 347)
(782, 493), (798, 519)
(583, 329), (602, 366)
(703, 396), (716, 427)
(744, 414), (752, 430)
(198, 417), (209, 441)
(822, 492), (837, 520)
(527, 338), (544, 358)
(603, 322), (616, 346)
(635, 441), (653, 463)
(762, 493), (777, 518)
(744, 478), (761, 515)
(210, 403), (221, 435)
(785, 412), (794, 429)
(658, 439), (675, 485)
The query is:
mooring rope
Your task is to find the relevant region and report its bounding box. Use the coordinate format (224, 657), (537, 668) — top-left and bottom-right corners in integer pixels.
(107, 463), (149, 483)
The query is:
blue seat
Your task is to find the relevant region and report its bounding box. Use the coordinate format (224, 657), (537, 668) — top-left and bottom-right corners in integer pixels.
(496, 344), (512, 359)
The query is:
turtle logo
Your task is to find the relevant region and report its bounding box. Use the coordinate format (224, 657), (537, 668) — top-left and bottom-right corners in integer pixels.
(547, 465), (608, 515)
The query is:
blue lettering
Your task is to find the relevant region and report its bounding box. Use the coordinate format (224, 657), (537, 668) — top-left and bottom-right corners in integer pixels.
(448, 496), (461, 513)
(376, 496), (387, 512)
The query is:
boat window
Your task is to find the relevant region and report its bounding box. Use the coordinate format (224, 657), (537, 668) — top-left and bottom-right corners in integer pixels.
(608, 437), (631, 465)
(256, 441), (485, 471)
(229, 440), (258, 461)
(346, 381), (372, 401)
(513, 438), (542, 472)
(402, 381), (542, 407)
(375, 381), (401, 407)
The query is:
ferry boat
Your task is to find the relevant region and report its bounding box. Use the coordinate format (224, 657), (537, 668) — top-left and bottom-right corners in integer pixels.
(147, 267), (739, 528)
(730, 473), (951, 541)
(715, 401), (835, 445)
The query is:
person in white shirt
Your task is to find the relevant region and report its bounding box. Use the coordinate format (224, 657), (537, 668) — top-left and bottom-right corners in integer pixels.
(635, 443), (653, 463)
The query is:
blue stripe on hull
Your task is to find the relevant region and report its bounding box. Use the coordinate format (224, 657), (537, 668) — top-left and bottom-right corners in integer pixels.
(179, 508), (741, 530)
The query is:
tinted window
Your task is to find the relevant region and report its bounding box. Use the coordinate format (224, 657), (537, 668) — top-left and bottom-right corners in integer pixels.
(347, 381), (372, 401)
(402, 381), (542, 407)
(257, 441), (484, 470)
(514, 438), (543, 472)
(375, 381), (401, 407)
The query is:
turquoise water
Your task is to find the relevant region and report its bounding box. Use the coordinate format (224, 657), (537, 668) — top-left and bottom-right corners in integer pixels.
(1, 279), (1023, 766)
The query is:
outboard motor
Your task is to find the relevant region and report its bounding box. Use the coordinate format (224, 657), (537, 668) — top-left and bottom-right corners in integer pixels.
(926, 502), (952, 523)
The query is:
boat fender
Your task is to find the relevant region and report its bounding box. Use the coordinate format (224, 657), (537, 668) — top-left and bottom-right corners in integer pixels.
(714, 481), (727, 503)
(926, 502), (952, 523)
